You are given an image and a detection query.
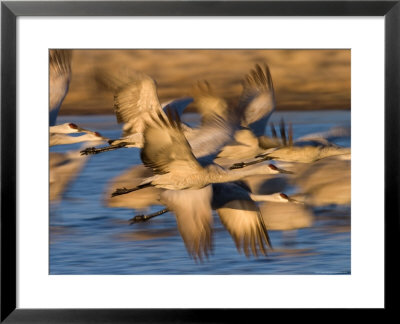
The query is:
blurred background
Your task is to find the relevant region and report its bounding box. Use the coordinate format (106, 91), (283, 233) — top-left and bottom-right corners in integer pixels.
(61, 49), (350, 115)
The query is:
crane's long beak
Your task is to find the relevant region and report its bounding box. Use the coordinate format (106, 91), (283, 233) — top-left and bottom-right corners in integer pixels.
(288, 196), (304, 204)
(76, 126), (92, 133)
(276, 167), (293, 174)
(78, 127), (109, 141)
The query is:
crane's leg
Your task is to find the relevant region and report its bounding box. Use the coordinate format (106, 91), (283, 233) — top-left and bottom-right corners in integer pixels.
(111, 183), (152, 197)
(129, 208), (169, 224)
(80, 142), (128, 155)
(229, 156), (273, 170)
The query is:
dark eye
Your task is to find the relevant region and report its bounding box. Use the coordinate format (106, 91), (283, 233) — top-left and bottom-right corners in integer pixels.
(69, 123), (78, 129)
(280, 193), (289, 199)
(268, 164), (278, 170)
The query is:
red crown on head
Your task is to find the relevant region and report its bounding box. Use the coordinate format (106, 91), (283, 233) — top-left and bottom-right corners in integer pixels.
(268, 164), (278, 170)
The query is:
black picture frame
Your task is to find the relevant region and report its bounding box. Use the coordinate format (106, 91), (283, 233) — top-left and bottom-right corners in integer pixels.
(1, 0), (398, 322)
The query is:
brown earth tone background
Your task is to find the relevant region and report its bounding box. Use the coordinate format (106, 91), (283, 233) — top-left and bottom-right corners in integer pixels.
(59, 49), (351, 115)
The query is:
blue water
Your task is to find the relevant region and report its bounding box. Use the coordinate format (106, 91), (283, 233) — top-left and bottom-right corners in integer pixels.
(50, 111), (351, 275)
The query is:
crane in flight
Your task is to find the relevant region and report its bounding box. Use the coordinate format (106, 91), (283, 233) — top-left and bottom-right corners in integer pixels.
(122, 181), (299, 260)
(49, 49), (109, 146)
(107, 108), (291, 260)
(111, 110), (291, 196)
(80, 63), (279, 160)
(79, 68), (194, 155)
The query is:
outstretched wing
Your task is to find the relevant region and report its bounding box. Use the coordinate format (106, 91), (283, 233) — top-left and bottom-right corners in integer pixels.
(187, 113), (238, 163)
(49, 49), (72, 77)
(95, 69), (163, 136)
(238, 64), (276, 137)
(160, 186), (214, 261)
(191, 80), (229, 122)
(140, 110), (202, 175)
(162, 97), (194, 117)
(217, 199), (271, 257)
(49, 49), (72, 125)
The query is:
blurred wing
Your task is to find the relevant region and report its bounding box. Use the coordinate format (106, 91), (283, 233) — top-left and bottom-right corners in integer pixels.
(215, 129), (260, 163)
(191, 80), (228, 121)
(211, 182), (252, 208)
(96, 69), (163, 136)
(162, 97), (194, 117)
(49, 149), (87, 201)
(233, 129), (259, 147)
(161, 186), (213, 261)
(106, 164), (163, 209)
(49, 49), (72, 77)
(49, 49), (72, 125)
(259, 201), (314, 231)
(238, 64), (276, 137)
(217, 199), (271, 257)
(114, 74), (161, 122)
(295, 126), (351, 145)
(141, 110), (202, 175)
(187, 113), (237, 161)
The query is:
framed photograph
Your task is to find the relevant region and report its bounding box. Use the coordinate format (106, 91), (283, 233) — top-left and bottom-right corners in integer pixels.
(1, 0), (398, 322)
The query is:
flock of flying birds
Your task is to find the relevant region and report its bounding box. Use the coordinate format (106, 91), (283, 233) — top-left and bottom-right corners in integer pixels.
(49, 50), (351, 261)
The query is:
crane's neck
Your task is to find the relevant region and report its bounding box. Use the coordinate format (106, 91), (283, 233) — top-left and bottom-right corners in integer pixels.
(50, 133), (99, 146)
(250, 193), (282, 202)
(205, 164), (269, 184)
(319, 147), (351, 160)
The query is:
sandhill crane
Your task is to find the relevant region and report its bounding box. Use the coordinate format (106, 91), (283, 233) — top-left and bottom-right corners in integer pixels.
(105, 110), (289, 260)
(80, 69), (238, 156)
(79, 68), (194, 155)
(212, 63), (281, 163)
(295, 125), (351, 146)
(94, 64), (290, 259)
(50, 149), (88, 201)
(123, 182), (299, 260)
(118, 180), (304, 259)
(81, 97), (195, 154)
(237, 63), (276, 137)
(104, 68), (282, 197)
(104, 65), (283, 205)
(259, 200), (314, 231)
(111, 110), (291, 196)
(50, 132), (108, 147)
(106, 165), (293, 212)
(288, 156), (351, 206)
(256, 145), (351, 163)
(106, 164), (163, 210)
(50, 122), (108, 146)
(227, 120), (350, 168)
(50, 136), (108, 202)
(81, 63), (277, 159)
(49, 50), (109, 146)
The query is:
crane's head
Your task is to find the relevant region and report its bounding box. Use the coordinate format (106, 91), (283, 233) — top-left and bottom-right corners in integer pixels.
(68, 123), (79, 130)
(257, 192), (303, 204)
(87, 131), (107, 141)
(279, 193), (290, 201)
(267, 163), (293, 174)
(277, 192), (303, 204)
(69, 124), (105, 139)
(78, 131), (108, 143)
